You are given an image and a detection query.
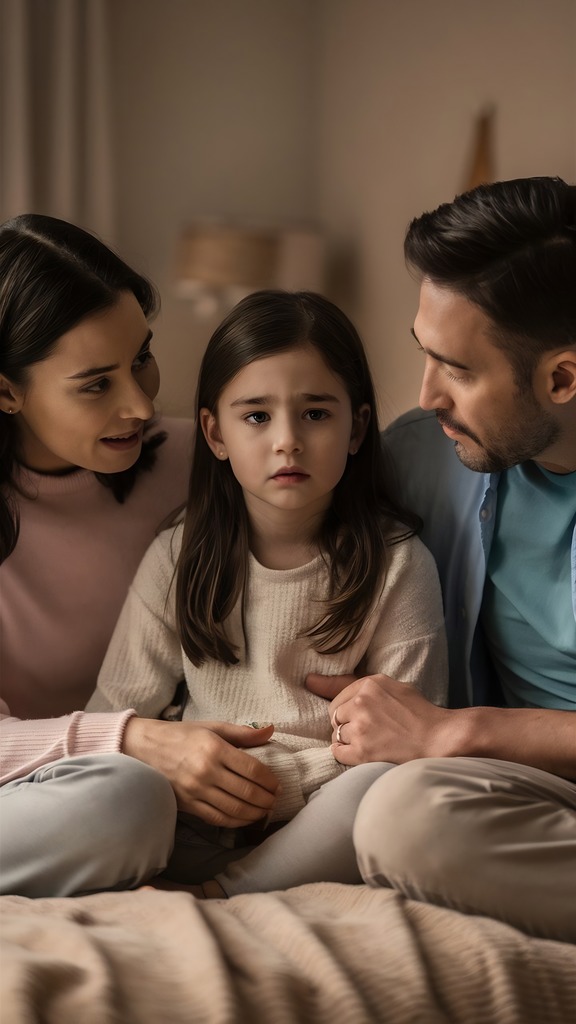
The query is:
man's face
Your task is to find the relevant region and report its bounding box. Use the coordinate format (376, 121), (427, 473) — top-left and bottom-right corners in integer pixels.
(413, 279), (560, 473)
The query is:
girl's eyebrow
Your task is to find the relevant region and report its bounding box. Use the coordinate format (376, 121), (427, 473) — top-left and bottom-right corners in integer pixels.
(230, 392), (341, 407)
(66, 330), (153, 380)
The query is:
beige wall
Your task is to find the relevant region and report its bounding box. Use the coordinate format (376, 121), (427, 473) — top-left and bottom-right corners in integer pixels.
(108, 0), (320, 417)
(109, 0), (576, 422)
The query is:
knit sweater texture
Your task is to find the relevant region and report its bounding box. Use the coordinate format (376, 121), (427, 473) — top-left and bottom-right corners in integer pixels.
(88, 524), (448, 821)
(0, 418), (192, 782)
(0, 698), (136, 785)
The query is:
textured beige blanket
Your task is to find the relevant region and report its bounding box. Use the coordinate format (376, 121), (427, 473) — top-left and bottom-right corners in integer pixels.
(1, 884), (575, 1023)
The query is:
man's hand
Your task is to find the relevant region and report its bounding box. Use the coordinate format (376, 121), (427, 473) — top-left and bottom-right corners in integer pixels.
(308, 673), (576, 779)
(122, 718), (280, 827)
(314, 673), (451, 766)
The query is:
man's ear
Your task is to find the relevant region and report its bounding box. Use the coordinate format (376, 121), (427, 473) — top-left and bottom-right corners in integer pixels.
(546, 351), (576, 405)
(0, 375), (23, 415)
(199, 407), (228, 460)
(349, 403), (371, 454)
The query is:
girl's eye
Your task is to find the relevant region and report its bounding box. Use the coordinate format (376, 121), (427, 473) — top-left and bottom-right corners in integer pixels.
(133, 349), (154, 371)
(245, 411), (270, 425)
(305, 409), (329, 421)
(80, 378), (110, 395)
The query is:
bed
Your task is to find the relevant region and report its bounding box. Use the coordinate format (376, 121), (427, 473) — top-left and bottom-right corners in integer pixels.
(1, 882), (575, 1023)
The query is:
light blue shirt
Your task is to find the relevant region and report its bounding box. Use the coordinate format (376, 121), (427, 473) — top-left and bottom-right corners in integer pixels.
(383, 409), (576, 709)
(482, 462), (576, 709)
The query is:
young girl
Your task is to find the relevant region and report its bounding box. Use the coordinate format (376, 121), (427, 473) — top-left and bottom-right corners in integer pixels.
(88, 289), (448, 894)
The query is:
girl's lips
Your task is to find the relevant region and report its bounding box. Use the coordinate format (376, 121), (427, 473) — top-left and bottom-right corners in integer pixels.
(272, 470), (310, 483)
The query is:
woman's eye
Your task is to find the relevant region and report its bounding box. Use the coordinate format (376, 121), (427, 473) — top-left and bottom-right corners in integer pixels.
(245, 411), (269, 425)
(305, 409), (329, 421)
(133, 349), (154, 370)
(80, 378), (110, 395)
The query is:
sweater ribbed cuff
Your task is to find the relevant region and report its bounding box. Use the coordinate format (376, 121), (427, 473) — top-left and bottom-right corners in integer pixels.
(0, 709), (137, 785)
(253, 745), (345, 822)
(71, 709), (137, 756)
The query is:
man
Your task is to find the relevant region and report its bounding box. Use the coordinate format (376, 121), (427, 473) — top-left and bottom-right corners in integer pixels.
(308, 176), (576, 942)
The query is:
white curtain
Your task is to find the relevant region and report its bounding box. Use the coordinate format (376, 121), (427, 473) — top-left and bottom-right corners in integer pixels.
(0, 0), (115, 237)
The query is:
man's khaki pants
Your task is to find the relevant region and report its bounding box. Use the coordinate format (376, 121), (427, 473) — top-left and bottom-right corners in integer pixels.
(354, 757), (576, 943)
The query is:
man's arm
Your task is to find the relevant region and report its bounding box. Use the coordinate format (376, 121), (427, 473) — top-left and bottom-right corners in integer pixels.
(307, 674), (576, 780)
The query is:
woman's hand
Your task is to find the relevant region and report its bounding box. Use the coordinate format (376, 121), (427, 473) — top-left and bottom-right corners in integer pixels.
(122, 718), (280, 827)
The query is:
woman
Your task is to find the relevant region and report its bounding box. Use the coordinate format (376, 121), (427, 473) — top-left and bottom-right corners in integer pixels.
(0, 213), (192, 717)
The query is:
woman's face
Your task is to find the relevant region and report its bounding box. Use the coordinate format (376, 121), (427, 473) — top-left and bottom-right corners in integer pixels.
(9, 291), (160, 473)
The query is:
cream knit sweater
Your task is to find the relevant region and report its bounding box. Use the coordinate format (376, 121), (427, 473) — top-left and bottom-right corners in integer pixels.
(89, 524), (448, 822)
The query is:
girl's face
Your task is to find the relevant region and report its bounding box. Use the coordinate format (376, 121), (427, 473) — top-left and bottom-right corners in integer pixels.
(201, 344), (369, 527)
(4, 291), (159, 473)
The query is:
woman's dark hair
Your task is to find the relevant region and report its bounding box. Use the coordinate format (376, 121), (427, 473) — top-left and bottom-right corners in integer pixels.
(404, 176), (576, 389)
(0, 213), (164, 562)
(176, 289), (420, 667)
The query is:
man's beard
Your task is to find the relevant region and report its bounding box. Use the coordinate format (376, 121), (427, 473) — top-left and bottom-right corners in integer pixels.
(435, 396), (561, 474)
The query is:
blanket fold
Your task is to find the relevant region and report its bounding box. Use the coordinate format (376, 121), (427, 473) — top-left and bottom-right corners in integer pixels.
(1, 884), (575, 1023)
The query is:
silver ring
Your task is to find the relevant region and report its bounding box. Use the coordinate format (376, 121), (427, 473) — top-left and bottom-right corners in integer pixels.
(332, 710), (341, 730)
(336, 723), (343, 743)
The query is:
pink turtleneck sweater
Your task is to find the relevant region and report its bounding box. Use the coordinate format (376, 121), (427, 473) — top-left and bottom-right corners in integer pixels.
(0, 698), (136, 784)
(0, 417), (192, 781)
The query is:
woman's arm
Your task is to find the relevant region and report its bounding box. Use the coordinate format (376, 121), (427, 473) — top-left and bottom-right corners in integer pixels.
(0, 700), (135, 784)
(0, 700), (280, 826)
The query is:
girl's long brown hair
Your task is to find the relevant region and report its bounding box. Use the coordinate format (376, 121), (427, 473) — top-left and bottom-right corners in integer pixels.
(176, 290), (420, 666)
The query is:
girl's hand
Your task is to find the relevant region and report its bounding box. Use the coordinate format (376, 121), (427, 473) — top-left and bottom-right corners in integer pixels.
(122, 718), (280, 827)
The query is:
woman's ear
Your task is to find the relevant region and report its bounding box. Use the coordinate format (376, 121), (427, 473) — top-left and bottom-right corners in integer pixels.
(0, 375), (23, 415)
(199, 408), (228, 460)
(349, 403), (371, 454)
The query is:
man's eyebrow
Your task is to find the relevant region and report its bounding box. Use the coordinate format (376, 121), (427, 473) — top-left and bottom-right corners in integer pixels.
(410, 327), (471, 372)
(230, 392), (341, 407)
(66, 330), (153, 380)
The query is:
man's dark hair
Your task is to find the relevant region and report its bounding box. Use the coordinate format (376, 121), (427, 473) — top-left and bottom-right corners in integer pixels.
(404, 176), (576, 388)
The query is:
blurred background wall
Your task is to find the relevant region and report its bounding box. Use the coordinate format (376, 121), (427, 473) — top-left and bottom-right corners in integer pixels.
(2, 0), (575, 422)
